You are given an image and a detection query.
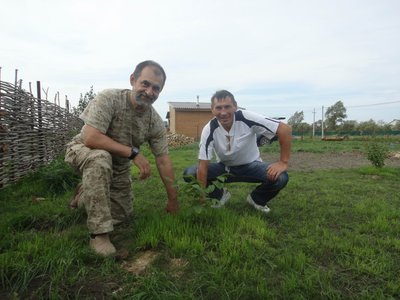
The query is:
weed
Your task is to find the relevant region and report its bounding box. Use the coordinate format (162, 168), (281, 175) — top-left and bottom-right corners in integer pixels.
(366, 141), (390, 168)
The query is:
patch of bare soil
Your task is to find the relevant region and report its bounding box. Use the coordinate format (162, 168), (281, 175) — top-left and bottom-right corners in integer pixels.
(120, 250), (189, 279)
(261, 151), (400, 172)
(121, 250), (159, 275)
(169, 258), (189, 278)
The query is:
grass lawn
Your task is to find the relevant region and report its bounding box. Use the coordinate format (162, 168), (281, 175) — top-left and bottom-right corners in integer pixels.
(0, 138), (399, 299)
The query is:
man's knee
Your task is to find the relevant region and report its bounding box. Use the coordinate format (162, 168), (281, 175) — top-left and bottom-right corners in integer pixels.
(276, 172), (289, 189)
(183, 165), (197, 182)
(84, 150), (113, 172)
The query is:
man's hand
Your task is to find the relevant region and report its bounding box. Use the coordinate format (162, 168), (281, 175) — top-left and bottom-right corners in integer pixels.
(198, 195), (206, 204)
(155, 154), (179, 214)
(132, 154), (151, 180)
(165, 200), (179, 214)
(266, 161), (288, 182)
(270, 122), (291, 182)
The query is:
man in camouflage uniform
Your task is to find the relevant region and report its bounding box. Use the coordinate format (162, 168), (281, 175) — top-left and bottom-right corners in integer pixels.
(65, 60), (179, 256)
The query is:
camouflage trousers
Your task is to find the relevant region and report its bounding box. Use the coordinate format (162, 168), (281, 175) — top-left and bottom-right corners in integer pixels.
(65, 142), (133, 234)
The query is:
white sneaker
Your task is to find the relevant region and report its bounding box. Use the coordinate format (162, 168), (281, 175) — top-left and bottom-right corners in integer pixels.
(211, 188), (231, 208)
(246, 194), (270, 214)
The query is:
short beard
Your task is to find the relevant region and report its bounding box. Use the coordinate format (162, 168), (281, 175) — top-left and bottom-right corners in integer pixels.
(135, 93), (156, 111)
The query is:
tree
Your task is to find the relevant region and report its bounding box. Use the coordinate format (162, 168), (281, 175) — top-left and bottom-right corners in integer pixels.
(288, 111), (313, 136)
(356, 119), (380, 135)
(72, 86), (96, 117)
(340, 120), (358, 133)
(297, 122), (312, 135)
(313, 119), (322, 130)
(377, 120), (392, 133)
(392, 120), (400, 131)
(325, 101), (347, 131)
(288, 111), (304, 130)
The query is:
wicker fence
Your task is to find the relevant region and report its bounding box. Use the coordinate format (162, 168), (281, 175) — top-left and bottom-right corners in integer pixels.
(0, 80), (82, 189)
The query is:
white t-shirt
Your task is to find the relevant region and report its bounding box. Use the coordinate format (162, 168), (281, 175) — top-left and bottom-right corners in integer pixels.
(198, 110), (280, 166)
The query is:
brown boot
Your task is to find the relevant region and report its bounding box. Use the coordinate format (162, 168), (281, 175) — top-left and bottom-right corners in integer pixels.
(89, 233), (116, 256)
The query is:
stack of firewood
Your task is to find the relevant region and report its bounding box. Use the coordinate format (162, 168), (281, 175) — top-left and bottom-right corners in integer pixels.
(167, 133), (195, 148)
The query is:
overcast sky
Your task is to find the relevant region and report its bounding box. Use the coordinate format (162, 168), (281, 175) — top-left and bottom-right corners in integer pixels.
(1, 0), (399, 124)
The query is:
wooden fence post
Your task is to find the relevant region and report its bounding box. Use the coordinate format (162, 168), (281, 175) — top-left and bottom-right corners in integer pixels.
(0, 66), (2, 102)
(0, 67), (2, 188)
(37, 81), (45, 162)
(14, 69), (18, 87)
(65, 95), (69, 112)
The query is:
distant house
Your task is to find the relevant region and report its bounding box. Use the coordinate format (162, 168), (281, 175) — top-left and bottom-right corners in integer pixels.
(167, 101), (212, 140)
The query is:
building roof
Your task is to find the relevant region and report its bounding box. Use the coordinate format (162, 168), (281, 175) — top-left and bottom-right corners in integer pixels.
(168, 101), (211, 111)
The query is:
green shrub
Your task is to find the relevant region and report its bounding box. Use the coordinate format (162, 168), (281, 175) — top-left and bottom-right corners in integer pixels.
(366, 141), (389, 168)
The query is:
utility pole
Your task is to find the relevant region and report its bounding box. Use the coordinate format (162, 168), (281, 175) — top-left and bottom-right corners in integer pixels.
(321, 106), (324, 138)
(312, 108), (316, 138)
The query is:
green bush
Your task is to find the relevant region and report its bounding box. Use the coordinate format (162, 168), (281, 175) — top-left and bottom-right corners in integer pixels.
(366, 141), (389, 168)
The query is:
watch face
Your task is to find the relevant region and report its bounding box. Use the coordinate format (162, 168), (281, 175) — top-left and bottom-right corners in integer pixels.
(129, 146), (140, 159)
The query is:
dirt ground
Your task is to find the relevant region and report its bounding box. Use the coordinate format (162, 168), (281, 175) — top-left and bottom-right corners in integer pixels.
(261, 151), (400, 172)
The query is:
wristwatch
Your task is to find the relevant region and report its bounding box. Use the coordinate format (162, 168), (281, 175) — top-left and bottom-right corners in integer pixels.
(128, 146), (140, 160)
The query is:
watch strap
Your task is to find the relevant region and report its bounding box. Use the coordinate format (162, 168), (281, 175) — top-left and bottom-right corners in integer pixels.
(128, 147), (140, 160)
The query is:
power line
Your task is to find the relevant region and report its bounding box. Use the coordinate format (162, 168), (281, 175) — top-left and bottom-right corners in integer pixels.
(302, 100), (400, 115)
(346, 100), (400, 108)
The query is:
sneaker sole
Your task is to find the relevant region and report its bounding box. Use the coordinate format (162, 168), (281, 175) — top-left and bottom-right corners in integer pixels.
(246, 195), (270, 214)
(211, 191), (231, 208)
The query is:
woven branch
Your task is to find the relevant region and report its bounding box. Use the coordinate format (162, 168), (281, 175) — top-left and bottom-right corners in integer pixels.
(0, 80), (82, 189)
